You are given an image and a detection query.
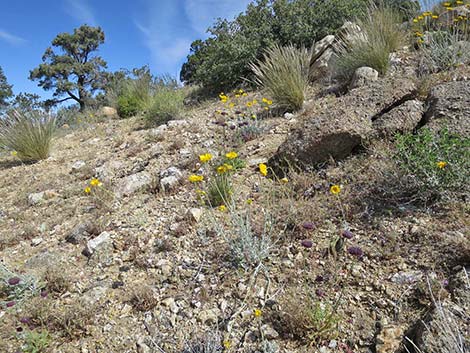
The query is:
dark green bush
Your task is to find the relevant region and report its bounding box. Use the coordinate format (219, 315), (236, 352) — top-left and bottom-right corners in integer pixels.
(394, 128), (470, 199)
(180, 0), (369, 93)
(117, 95), (140, 119)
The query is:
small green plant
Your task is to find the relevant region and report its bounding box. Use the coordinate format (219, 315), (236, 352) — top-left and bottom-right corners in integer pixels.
(250, 44), (311, 112)
(0, 263), (41, 307)
(23, 330), (51, 353)
(0, 110), (56, 162)
(144, 87), (185, 126)
(394, 128), (470, 198)
(207, 174), (233, 207)
(278, 289), (341, 343)
(334, 3), (406, 81)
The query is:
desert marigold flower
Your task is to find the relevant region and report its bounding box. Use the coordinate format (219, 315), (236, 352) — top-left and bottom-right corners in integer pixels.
(280, 177), (289, 184)
(225, 151), (238, 159)
(188, 175), (204, 182)
(436, 161), (447, 169)
(443, 2), (451, 6)
(251, 114), (257, 119)
(432, 14), (439, 19)
(246, 102), (253, 107)
(418, 15), (424, 20)
(199, 153), (212, 163)
(413, 18), (419, 23)
(90, 178), (102, 187)
(246, 198), (253, 205)
(84, 187), (92, 194)
(223, 340), (232, 349)
(330, 185), (341, 195)
(218, 205), (227, 212)
(10, 151), (17, 157)
(217, 165), (228, 174)
(264, 107), (269, 111)
(262, 97), (268, 103)
(267, 99), (273, 105)
(252, 99), (258, 105)
(235, 94), (241, 98)
(259, 163), (268, 176)
(229, 102), (235, 108)
(456, 0), (463, 3)
(254, 308), (262, 317)
(415, 31), (424, 37)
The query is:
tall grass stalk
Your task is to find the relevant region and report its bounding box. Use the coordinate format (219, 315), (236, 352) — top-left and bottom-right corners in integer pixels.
(250, 44), (311, 112)
(0, 110), (56, 162)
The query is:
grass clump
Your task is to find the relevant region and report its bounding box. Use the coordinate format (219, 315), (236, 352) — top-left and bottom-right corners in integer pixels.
(144, 87), (185, 126)
(23, 330), (51, 353)
(275, 289), (340, 343)
(334, 3), (406, 82)
(250, 44), (311, 112)
(394, 128), (470, 199)
(207, 174), (233, 207)
(0, 110), (56, 162)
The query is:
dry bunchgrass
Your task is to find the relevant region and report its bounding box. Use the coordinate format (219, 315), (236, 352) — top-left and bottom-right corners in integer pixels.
(128, 285), (158, 312)
(250, 44), (311, 112)
(334, 3), (406, 81)
(0, 110), (56, 162)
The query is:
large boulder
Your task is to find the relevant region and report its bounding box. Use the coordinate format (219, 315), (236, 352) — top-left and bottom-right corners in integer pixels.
(373, 100), (424, 137)
(423, 80), (470, 136)
(269, 78), (416, 170)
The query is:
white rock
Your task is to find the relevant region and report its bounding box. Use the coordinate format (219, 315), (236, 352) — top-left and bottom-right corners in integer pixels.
(83, 231), (112, 257)
(71, 160), (86, 172)
(116, 172), (152, 197)
(28, 192), (45, 206)
(31, 237), (43, 246)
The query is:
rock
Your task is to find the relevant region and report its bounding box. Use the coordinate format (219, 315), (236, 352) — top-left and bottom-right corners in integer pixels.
(31, 237), (43, 246)
(156, 259), (172, 277)
(71, 160), (86, 172)
(159, 167), (183, 192)
(390, 271), (422, 284)
(65, 223), (92, 244)
(373, 100), (424, 137)
(99, 106), (117, 117)
(197, 308), (219, 325)
(310, 47), (335, 80)
(349, 67), (379, 89)
(423, 80), (470, 136)
(161, 297), (179, 314)
(115, 172), (152, 197)
(311, 35), (335, 63)
(167, 120), (188, 128)
(376, 324), (404, 353)
(83, 231), (113, 257)
(148, 125), (168, 140)
(187, 208), (203, 223)
(269, 77), (416, 170)
(27, 190), (57, 206)
(95, 160), (125, 182)
(261, 324), (279, 339)
(284, 112), (295, 120)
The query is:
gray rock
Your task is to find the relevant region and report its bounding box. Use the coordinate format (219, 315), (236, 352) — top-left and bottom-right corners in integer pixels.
(95, 160), (125, 182)
(391, 271), (422, 284)
(197, 308), (219, 325)
(148, 125), (168, 140)
(373, 100), (424, 137)
(115, 172), (152, 197)
(423, 80), (470, 136)
(261, 324), (279, 339)
(31, 237), (43, 247)
(71, 160), (86, 172)
(66, 223), (92, 244)
(83, 231), (113, 257)
(187, 208), (203, 223)
(27, 192), (45, 206)
(159, 167), (182, 192)
(349, 67), (379, 89)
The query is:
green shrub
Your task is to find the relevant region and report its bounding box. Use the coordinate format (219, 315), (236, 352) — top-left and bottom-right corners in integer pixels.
(0, 110), (56, 162)
(334, 3), (406, 81)
(144, 88), (185, 126)
(250, 44), (311, 112)
(23, 330), (51, 353)
(117, 95), (141, 118)
(181, 0), (369, 93)
(394, 128), (470, 198)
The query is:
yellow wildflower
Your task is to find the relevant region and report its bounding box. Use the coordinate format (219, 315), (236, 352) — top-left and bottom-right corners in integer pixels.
(229, 102), (235, 108)
(280, 177), (289, 184)
(262, 97), (268, 103)
(254, 308), (262, 317)
(84, 187), (91, 194)
(432, 14), (439, 19)
(252, 99), (258, 105)
(246, 198), (253, 205)
(217, 165), (228, 174)
(199, 153), (213, 163)
(330, 185), (341, 195)
(418, 15), (424, 20)
(238, 89), (244, 94)
(251, 114), (257, 119)
(11, 151), (17, 157)
(188, 175), (204, 182)
(413, 18), (419, 23)
(415, 31), (424, 37)
(223, 340), (232, 349)
(259, 163), (268, 177)
(225, 151), (238, 159)
(443, 2), (451, 6)
(90, 178), (102, 187)
(242, 92), (248, 96)
(264, 107), (269, 111)
(267, 99), (273, 105)
(246, 102), (253, 107)
(218, 205), (227, 212)
(235, 94), (241, 98)
(196, 189), (206, 195)
(436, 161), (447, 169)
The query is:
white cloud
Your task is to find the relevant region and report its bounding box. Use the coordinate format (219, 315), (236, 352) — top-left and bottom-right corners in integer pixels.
(65, 0), (97, 26)
(0, 29), (27, 45)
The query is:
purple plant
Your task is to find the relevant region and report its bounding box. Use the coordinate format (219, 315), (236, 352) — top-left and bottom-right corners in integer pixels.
(342, 230), (354, 239)
(302, 222), (315, 230)
(348, 246), (364, 257)
(8, 277), (21, 285)
(301, 239), (313, 248)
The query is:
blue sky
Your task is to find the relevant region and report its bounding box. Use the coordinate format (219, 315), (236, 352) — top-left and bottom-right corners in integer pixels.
(0, 0), (252, 99)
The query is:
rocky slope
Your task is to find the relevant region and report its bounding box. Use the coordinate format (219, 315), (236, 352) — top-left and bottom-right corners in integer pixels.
(0, 51), (469, 353)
